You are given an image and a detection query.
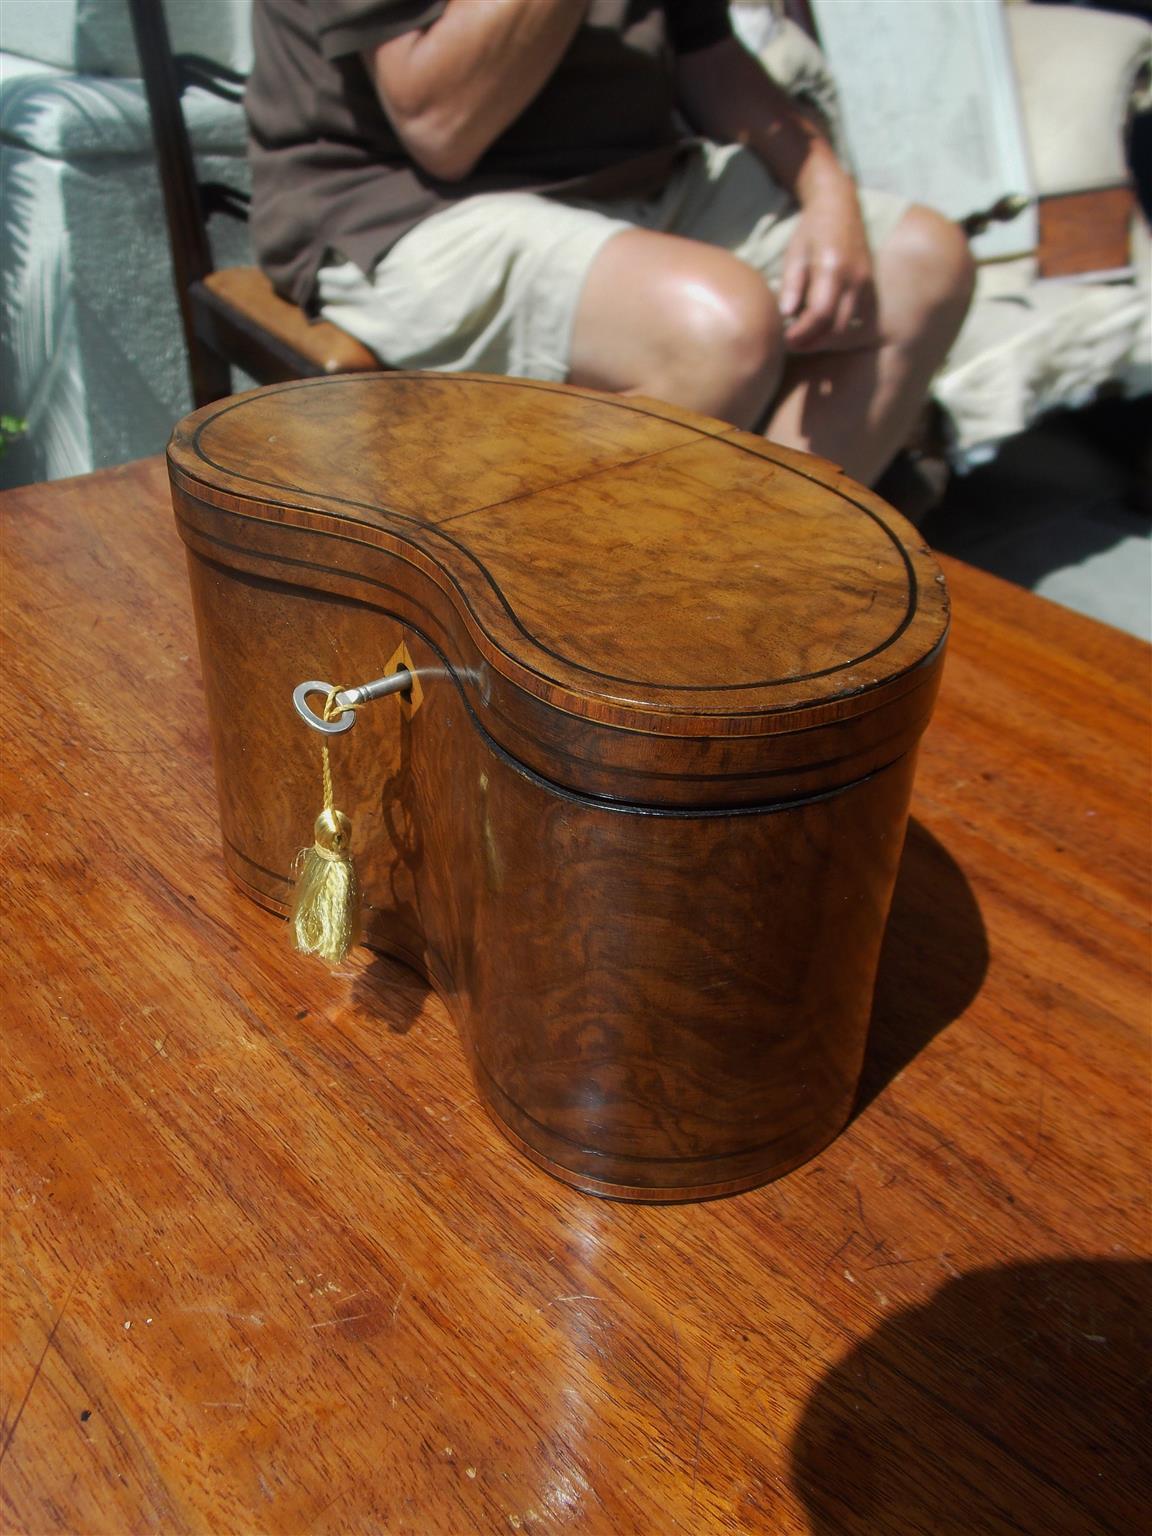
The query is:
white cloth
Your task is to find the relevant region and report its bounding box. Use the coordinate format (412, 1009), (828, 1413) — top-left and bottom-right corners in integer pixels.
(936, 252), (1152, 467)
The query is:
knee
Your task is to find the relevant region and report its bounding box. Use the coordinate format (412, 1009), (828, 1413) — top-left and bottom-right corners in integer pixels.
(662, 256), (785, 410)
(884, 205), (976, 327)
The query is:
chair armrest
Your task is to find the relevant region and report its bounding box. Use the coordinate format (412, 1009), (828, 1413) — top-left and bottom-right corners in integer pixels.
(200, 269), (379, 377)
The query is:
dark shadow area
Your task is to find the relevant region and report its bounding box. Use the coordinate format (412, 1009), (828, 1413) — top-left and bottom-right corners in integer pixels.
(352, 949), (430, 1036)
(919, 395), (1152, 593)
(352, 710), (435, 1034)
(791, 1258), (1151, 1535)
(1132, 107), (1152, 224)
(856, 819), (989, 1117)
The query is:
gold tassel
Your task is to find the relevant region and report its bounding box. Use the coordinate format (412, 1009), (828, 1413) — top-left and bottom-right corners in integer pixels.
(290, 688), (361, 965)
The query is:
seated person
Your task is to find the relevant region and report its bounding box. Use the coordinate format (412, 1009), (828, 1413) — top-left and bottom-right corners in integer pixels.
(246, 0), (975, 486)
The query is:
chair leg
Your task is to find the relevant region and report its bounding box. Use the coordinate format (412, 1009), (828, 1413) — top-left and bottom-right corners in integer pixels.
(189, 341), (233, 409)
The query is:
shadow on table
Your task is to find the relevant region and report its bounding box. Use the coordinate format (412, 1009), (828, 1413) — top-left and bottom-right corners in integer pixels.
(855, 818), (988, 1119)
(920, 395), (1152, 597)
(354, 947), (431, 1036)
(790, 1257), (1151, 1535)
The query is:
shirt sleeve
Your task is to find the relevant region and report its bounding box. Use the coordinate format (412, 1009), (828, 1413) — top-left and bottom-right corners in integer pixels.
(663, 0), (732, 55)
(307, 0), (448, 59)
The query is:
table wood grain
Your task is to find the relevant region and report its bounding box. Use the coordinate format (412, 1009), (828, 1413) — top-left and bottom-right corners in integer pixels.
(1, 457), (1148, 1535)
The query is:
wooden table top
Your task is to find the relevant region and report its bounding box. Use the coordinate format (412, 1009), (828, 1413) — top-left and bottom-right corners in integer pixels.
(1, 457), (1148, 1536)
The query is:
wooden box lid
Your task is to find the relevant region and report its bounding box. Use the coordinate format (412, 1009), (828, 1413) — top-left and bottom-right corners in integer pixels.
(168, 374), (949, 807)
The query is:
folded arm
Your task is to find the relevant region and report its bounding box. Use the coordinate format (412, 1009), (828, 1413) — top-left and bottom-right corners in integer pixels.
(363, 0), (587, 182)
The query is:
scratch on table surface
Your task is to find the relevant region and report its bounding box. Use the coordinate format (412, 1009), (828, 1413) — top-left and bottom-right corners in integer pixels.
(181, 1306), (265, 1327)
(546, 1295), (615, 1340)
(202, 1360), (254, 1410)
(0, 1270), (84, 1466)
(862, 1254), (932, 1273)
(390, 1281), (408, 1326)
(854, 1188), (880, 1246)
(689, 1353), (716, 1513)
(821, 1230), (858, 1278)
(0, 1091), (45, 1119)
(85, 740), (196, 760)
(1025, 1085), (1047, 1172)
(311, 1489), (344, 1525)
(310, 1313), (372, 1331)
(923, 1125), (958, 1159)
(670, 1318), (684, 1428)
(124, 1033), (173, 1084)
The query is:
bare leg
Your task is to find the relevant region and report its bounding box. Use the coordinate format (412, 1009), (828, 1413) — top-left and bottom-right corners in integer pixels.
(569, 227), (787, 430)
(766, 207), (975, 484)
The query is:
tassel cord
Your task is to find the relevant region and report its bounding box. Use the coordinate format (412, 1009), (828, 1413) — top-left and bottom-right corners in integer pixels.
(321, 684), (361, 818)
(289, 684), (363, 965)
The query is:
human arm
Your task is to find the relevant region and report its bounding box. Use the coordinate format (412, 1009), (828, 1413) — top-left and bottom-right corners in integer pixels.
(675, 35), (876, 350)
(362, 0), (587, 182)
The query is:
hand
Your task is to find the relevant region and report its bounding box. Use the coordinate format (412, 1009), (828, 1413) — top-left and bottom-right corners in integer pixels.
(777, 177), (878, 352)
(671, 39), (880, 351)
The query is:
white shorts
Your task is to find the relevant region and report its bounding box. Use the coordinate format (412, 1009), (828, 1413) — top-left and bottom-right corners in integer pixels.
(316, 141), (909, 381)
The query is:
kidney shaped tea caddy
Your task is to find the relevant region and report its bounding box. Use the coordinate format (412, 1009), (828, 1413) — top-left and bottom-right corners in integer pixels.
(167, 372), (949, 1201)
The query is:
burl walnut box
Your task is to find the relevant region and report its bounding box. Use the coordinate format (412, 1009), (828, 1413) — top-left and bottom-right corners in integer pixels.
(166, 373), (948, 1201)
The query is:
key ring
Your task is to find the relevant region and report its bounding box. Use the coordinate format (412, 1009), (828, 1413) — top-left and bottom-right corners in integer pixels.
(292, 669), (412, 735)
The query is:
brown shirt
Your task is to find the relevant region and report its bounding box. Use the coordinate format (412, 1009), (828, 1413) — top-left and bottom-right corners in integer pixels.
(245, 0), (732, 309)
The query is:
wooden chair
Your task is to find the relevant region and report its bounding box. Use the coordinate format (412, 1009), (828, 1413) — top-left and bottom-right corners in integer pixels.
(127, 0), (378, 409)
